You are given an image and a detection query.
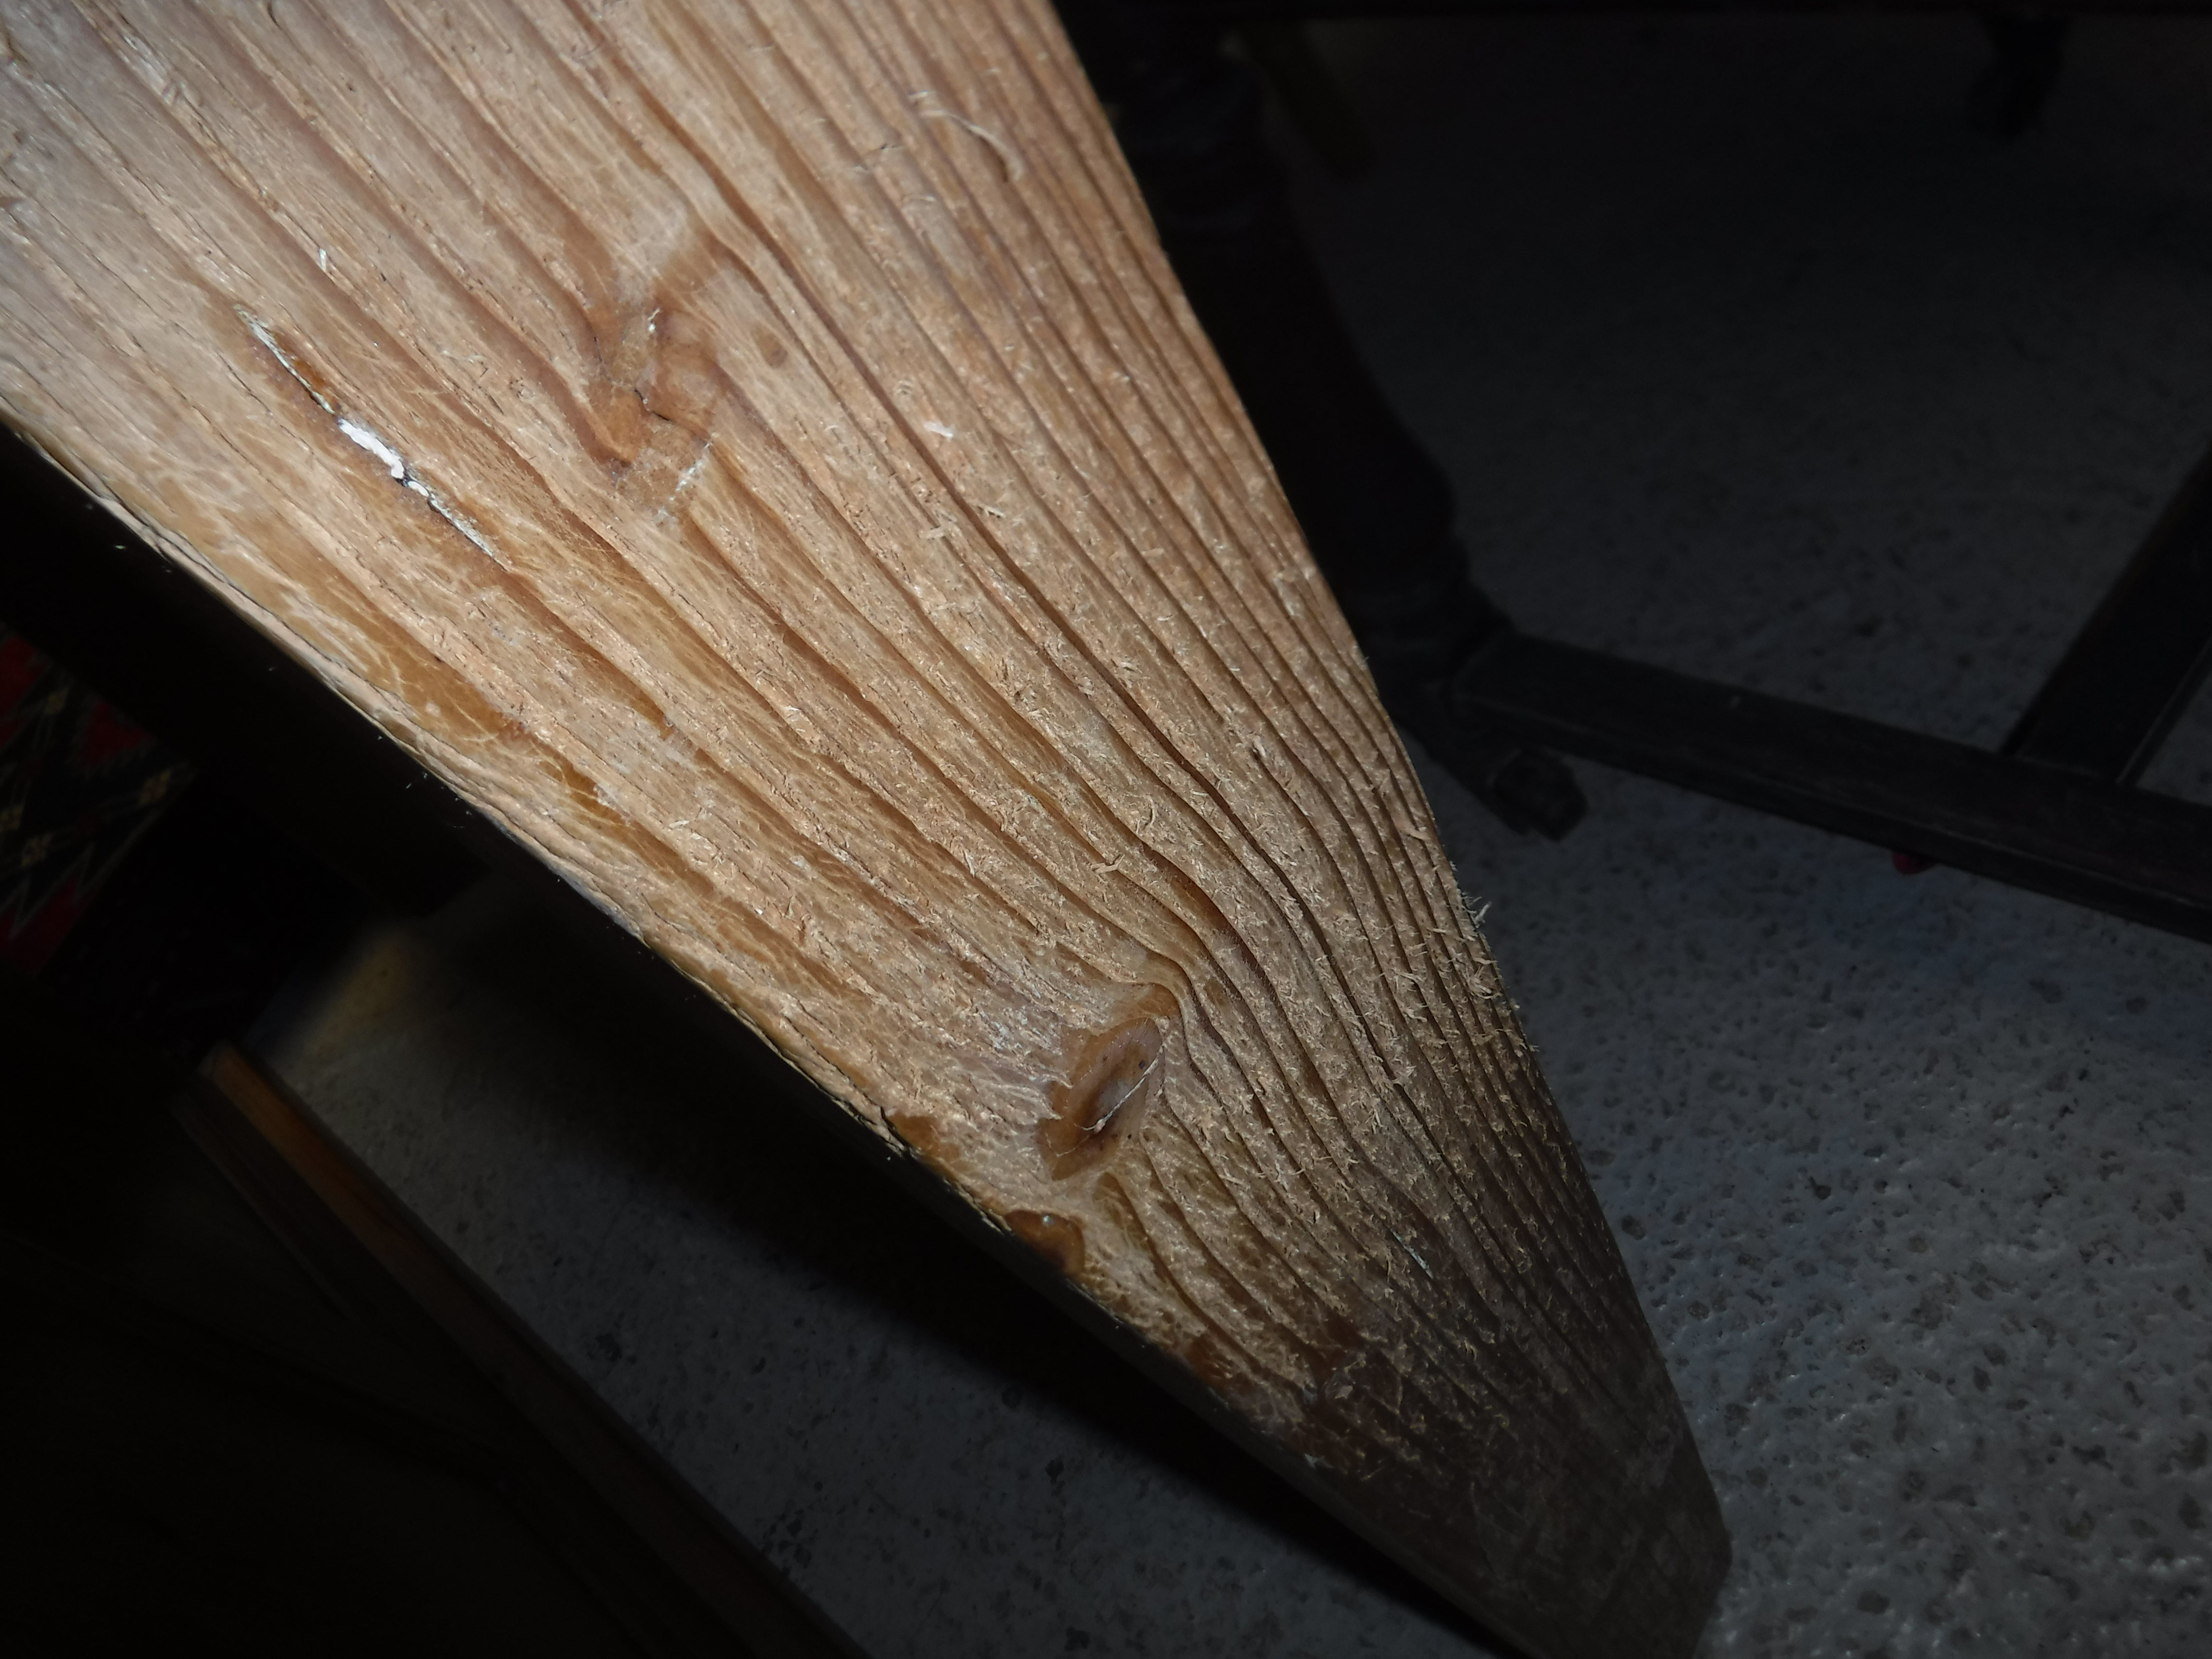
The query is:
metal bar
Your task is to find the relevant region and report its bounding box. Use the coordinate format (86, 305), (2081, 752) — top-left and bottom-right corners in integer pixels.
(1454, 634), (2212, 941)
(2004, 441), (2212, 783)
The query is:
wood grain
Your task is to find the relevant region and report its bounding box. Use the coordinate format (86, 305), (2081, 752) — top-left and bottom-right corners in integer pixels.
(0, 4), (1726, 1652)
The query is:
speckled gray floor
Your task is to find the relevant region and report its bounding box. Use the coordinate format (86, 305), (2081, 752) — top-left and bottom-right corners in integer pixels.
(257, 885), (1496, 1659)
(256, 14), (2212, 1659)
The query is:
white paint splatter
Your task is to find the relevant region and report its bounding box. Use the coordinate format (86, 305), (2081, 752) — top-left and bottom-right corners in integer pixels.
(670, 441), (713, 500)
(240, 308), (501, 562)
(337, 418), (406, 481)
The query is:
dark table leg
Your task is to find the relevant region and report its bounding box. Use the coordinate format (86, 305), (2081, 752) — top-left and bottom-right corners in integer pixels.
(1059, 1), (1588, 837)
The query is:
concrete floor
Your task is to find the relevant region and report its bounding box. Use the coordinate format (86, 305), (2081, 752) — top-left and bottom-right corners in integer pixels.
(256, 14), (2212, 1659)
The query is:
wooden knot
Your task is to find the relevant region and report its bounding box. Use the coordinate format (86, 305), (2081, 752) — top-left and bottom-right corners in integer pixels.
(1038, 994), (1173, 1180)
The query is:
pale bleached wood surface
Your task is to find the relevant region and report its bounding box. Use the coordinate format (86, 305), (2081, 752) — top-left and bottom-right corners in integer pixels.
(0, 3), (1725, 1651)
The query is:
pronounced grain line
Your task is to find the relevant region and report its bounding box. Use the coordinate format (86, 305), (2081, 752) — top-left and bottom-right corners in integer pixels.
(0, 3), (1727, 1654)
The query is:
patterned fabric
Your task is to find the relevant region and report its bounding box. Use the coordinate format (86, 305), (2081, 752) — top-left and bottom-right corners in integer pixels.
(0, 625), (193, 973)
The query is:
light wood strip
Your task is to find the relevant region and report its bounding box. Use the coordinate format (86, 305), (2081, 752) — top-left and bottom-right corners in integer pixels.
(0, 4), (1727, 1652)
